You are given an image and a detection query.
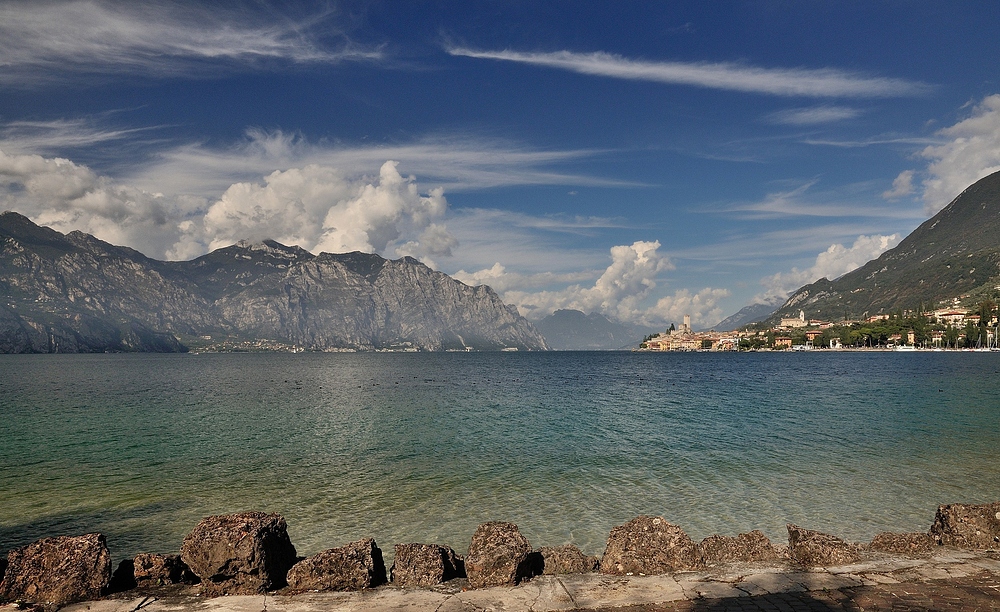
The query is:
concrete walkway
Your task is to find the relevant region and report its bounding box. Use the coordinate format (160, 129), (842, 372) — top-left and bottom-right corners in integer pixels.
(17, 548), (1000, 612)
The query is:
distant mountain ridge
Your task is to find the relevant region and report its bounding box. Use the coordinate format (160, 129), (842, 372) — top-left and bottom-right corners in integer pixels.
(534, 309), (657, 350)
(0, 212), (548, 353)
(768, 170), (1000, 323)
(713, 301), (781, 331)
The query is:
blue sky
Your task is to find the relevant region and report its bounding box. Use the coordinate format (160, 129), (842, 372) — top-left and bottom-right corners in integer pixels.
(2, 1), (1000, 327)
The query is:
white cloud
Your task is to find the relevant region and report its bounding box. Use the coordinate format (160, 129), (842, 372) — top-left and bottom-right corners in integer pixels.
(727, 180), (920, 219)
(882, 170), (914, 200)
(0, 118), (160, 154)
(455, 241), (727, 327)
(767, 106), (862, 125)
(0, 149), (193, 257)
(448, 47), (929, 98)
(919, 94), (1000, 214)
(452, 263), (594, 293)
(756, 234), (899, 303)
(0, 149), (456, 266)
(128, 129), (631, 199)
(0, 1), (380, 86)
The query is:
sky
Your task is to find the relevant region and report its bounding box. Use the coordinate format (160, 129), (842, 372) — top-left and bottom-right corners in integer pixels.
(2, 1), (1000, 329)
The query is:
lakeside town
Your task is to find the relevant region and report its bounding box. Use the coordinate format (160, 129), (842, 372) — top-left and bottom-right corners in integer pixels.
(639, 300), (1000, 352)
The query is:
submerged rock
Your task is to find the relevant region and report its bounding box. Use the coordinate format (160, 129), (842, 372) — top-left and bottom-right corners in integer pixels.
(465, 522), (534, 588)
(536, 544), (599, 574)
(391, 543), (464, 586)
(0, 533), (111, 605)
(286, 538), (387, 592)
(869, 532), (937, 555)
(786, 524), (861, 566)
(699, 530), (783, 565)
(180, 512), (297, 596)
(601, 516), (700, 575)
(930, 502), (1000, 548)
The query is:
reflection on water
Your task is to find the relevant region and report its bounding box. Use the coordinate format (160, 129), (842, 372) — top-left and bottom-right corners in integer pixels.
(1, 351), (998, 563)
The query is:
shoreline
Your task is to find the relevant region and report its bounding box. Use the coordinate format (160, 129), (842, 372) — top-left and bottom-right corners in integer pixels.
(25, 547), (1000, 612)
(3, 503), (1000, 610)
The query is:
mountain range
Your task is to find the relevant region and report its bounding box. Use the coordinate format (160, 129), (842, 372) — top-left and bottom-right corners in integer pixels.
(765, 169), (1000, 324)
(0, 212), (547, 353)
(533, 309), (658, 350)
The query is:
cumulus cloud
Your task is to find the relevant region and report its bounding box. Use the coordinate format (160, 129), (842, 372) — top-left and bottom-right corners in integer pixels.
(882, 170), (914, 200)
(0, 1), (380, 86)
(756, 234), (899, 304)
(919, 94), (1000, 214)
(455, 241), (728, 327)
(448, 47), (929, 98)
(767, 105), (862, 125)
(0, 149), (455, 265)
(0, 149), (192, 257)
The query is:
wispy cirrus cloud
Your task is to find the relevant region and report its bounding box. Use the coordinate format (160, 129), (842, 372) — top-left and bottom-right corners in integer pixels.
(0, 118), (165, 154)
(446, 47), (930, 98)
(126, 129), (639, 198)
(0, 1), (381, 86)
(766, 105), (863, 125)
(722, 181), (925, 220)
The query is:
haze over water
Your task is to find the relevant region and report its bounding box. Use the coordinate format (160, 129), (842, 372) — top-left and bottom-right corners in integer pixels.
(2, 352), (998, 563)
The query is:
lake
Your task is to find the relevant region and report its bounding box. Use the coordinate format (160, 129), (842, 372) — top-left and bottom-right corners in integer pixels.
(1, 351), (998, 564)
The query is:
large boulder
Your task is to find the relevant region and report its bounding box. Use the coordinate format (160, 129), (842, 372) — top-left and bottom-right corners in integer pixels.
(869, 532), (937, 556)
(600, 516), (700, 575)
(180, 512), (297, 596)
(930, 502), (1000, 548)
(286, 538), (387, 592)
(391, 543), (464, 587)
(536, 544), (599, 575)
(786, 524), (861, 566)
(699, 530), (783, 565)
(0, 533), (111, 605)
(465, 522), (534, 588)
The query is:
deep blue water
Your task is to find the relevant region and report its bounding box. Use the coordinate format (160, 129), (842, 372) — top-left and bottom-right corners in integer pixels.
(1, 351), (998, 563)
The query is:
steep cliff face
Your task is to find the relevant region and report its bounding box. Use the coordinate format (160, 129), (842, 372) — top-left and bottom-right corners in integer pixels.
(0, 212), (548, 352)
(214, 252), (546, 351)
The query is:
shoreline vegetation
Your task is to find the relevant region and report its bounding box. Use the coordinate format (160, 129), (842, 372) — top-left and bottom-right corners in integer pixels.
(2, 503), (998, 608)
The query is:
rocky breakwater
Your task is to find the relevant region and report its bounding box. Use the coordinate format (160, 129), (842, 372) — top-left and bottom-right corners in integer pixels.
(3, 502), (1000, 607)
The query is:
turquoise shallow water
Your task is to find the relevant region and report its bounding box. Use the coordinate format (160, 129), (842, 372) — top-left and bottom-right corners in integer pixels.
(1, 351), (999, 564)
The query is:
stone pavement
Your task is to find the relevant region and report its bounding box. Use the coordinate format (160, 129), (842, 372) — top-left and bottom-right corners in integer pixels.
(9, 548), (998, 611)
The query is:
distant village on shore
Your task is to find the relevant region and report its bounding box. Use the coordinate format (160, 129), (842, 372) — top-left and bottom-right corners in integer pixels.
(639, 300), (1000, 352)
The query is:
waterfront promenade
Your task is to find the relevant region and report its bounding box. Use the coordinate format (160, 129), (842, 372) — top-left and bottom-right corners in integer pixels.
(28, 547), (999, 612)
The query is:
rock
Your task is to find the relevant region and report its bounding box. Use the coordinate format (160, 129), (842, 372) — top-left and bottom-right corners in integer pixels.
(390, 543), (464, 586)
(180, 512), (297, 596)
(699, 530), (783, 565)
(536, 544), (599, 574)
(869, 532), (937, 555)
(930, 502), (1000, 548)
(600, 516), (700, 575)
(286, 538), (387, 592)
(133, 553), (197, 586)
(786, 524), (861, 566)
(465, 522), (534, 588)
(0, 533), (111, 605)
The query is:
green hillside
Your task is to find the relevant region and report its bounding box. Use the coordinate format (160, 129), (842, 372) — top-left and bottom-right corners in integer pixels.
(770, 170), (1000, 322)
